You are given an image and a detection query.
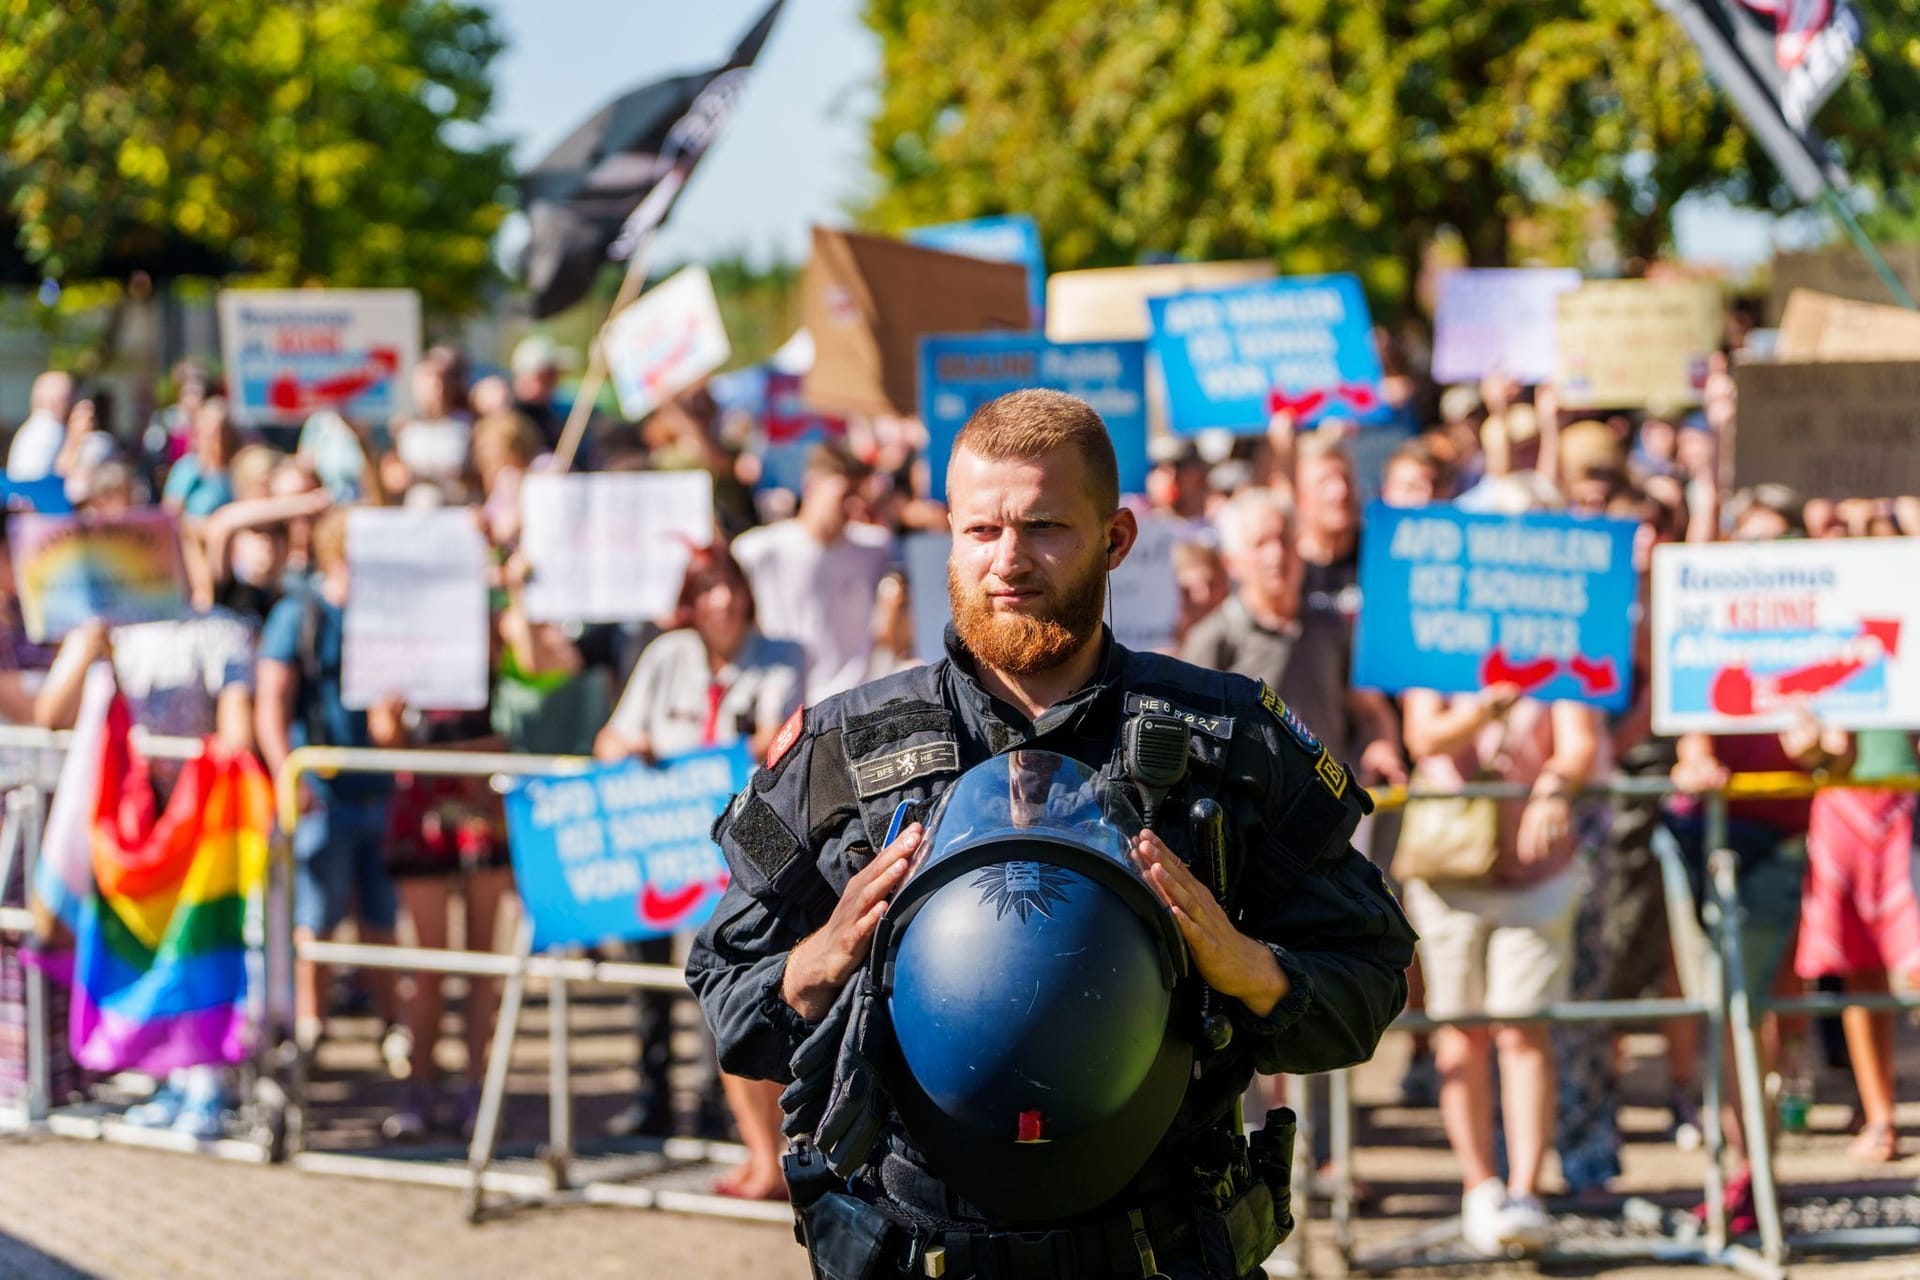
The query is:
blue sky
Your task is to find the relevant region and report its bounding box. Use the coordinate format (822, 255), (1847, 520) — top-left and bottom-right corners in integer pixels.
(479, 1), (1810, 277)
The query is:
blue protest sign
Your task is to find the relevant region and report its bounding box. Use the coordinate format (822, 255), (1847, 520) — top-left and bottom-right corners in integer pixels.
(504, 744), (753, 950)
(918, 333), (1148, 502)
(1431, 268), (1582, 385)
(1146, 274), (1388, 435)
(909, 215), (1047, 323)
(1353, 502), (1637, 711)
(0, 477), (71, 514)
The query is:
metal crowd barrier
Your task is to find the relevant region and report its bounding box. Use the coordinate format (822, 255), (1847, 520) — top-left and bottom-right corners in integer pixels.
(8, 725), (1920, 1271)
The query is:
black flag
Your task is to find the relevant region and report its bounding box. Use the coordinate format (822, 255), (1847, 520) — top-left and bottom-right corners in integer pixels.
(519, 0), (785, 318)
(1661, 0), (1862, 202)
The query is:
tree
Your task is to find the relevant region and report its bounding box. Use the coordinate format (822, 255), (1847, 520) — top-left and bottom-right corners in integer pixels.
(861, 0), (1920, 316)
(0, 1), (513, 312)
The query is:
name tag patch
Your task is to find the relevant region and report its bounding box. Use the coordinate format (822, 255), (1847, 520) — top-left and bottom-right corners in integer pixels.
(1124, 693), (1234, 740)
(855, 740), (961, 798)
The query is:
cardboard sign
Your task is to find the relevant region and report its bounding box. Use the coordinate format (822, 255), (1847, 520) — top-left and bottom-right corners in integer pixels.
(902, 514), (1187, 657)
(801, 227), (1029, 418)
(1431, 268), (1583, 384)
(917, 334), (1149, 501)
(1768, 245), (1920, 322)
(342, 508), (489, 710)
(519, 471), (714, 622)
(217, 289), (420, 426)
(909, 215), (1046, 322)
(1147, 274), (1387, 433)
(504, 745), (752, 949)
(604, 265), (732, 421)
(11, 511), (188, 641)
(1352, 502), (1638, 711)
(1653, 538), (1920, 733)
(1045, 261), (1276, 343)
(1551, 280), (1722, 409)
(1774, 289), (1920, 362)
(1732, 361), (1920, 497)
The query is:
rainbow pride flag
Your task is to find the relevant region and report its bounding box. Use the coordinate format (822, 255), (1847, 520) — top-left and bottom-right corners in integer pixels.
(34, 673), (272, 1072)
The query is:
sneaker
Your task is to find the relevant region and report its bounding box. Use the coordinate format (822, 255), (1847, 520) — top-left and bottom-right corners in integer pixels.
(382, 1085), (432, 1141)
(1460, 1178), (1510, 1256)
(1670, 1089), (1704, 1153)
(1692, 1170), (1758, 1235)
(380, 1023), (414, 1080)
(1399, 1051), (1439, 1108)
(123, 1082), (186, 1129)
(171, 1097), (225, 1142)
(1495, 1192), (1551, 1253)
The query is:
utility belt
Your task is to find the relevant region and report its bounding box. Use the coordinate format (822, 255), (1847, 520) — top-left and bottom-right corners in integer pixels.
(786, 1108), (1297, 1280)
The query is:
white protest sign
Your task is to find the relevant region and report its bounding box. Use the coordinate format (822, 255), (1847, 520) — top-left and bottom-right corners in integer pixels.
(604, 265), (732, 421)
(520, 471), (714, 623)
(218, 289), (420, 426)
(900, 514), (1185, 660)
(1652, 538), (1920, 734)
(343, 508), (489, 710)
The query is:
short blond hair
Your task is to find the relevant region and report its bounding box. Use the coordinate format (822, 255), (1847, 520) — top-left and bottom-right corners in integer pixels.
(951, 389), (1120, 513)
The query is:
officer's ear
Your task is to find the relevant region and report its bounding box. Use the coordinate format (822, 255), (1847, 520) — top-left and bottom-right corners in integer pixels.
(1104, 506), (1138, 571)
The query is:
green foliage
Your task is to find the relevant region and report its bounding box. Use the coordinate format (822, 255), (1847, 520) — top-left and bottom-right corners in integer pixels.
(0, 0), (514, 312)
(862, 0), (1920, 316)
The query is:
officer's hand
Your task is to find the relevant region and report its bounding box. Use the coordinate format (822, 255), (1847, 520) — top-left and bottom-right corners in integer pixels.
(781, 823), (921, 1022)
(1131, 830), (1290, 1019)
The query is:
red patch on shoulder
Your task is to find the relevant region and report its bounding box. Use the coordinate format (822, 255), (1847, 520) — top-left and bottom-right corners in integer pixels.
(767, 707), (805, 768)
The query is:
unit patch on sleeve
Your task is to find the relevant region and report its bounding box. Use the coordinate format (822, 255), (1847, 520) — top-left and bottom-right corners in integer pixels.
(1124, 693), (1234, 740)
(1314, 750), (1349, 799)
(1258, 681), (1321, 754)
(854, 740), (961, 798)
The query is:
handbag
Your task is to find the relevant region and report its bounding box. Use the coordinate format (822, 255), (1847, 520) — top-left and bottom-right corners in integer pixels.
(1391, 759), (1501, 885)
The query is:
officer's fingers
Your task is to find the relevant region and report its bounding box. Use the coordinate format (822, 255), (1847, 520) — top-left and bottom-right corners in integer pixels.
(850, 855), (910, 911)
(853, 826), (921, 886)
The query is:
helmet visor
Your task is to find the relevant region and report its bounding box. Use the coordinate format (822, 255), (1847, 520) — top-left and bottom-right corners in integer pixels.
(903, 750), (1145, 890)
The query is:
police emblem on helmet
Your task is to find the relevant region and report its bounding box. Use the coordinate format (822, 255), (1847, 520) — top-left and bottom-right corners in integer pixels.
(972, 860), (1073, 922)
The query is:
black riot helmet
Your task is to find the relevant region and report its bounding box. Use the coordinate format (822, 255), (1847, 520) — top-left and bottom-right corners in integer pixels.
(868, 750), (1192, 1223)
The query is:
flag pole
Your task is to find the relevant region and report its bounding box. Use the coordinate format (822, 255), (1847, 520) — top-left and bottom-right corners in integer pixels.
(1819, 187), (1919, 310)
(551, 228), (661, 473)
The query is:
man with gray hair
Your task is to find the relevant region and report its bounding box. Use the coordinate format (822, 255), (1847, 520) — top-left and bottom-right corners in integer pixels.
(8, 370), (74, 481)
(1182, 486), (1405, 790)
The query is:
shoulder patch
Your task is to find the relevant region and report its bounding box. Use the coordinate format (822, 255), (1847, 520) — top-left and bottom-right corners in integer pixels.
(1124, 693), (1234, 740)
(1258, 681), (1320, 754)
(1314, 749), (1349, 799)
(854, 739), (960, 799)
(767, 707), (805, 769)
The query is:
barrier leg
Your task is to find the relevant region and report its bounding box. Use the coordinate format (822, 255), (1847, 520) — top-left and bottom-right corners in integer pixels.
(1287, 1075), (1312, 1277)
(546, 968), (573, 1191)
(1711, 839), (1787, 1266)
(1329, 1066), (1353, 1276)
(465, 914), (534, 1222)
(13, 788), (48, 1123)
(1699, 878), (1729, 1255)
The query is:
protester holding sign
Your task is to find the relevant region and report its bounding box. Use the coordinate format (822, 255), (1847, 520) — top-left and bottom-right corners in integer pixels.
(596, 546), (802, 1198)
(255, 508), (406, 1062)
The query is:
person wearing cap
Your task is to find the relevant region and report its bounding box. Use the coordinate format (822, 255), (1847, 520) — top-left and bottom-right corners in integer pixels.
(1146, 437), (1220, 547)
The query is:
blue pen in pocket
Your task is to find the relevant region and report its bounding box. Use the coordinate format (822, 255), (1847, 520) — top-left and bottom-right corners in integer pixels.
(883, 798), (914, 847)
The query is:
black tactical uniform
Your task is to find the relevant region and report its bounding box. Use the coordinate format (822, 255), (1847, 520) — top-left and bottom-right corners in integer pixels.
(688, 626), (1415, 1279)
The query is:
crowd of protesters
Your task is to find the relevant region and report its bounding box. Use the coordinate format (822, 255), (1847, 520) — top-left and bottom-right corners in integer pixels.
(1, 303), (1917, 1241)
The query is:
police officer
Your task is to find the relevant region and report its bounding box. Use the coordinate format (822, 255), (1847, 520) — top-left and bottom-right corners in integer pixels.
(689, 389), (1415, 1279)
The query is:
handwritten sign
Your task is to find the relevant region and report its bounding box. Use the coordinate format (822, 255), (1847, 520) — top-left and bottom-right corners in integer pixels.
(917, 333), (1149, 501)
(1732, 361), (1920, 498)
(504, 746), (753, 949)
(1046, 261), (1275, 343)
(1552, 280), (1722, 409)
(1353, 502), (1637, 710)
(1147, 274), (1387, 433)
(1652, 538), (1920, 734)
(519, 471), (714, 622)
(217, 289), (420, 426)
(604, 265), (732, 421)
(10, 511), (188, 641)
(342, 508), (489, 710)
(1431, 268), (1583, 384)
(1774, 289), (1920, 361)
(909, 215), (1046, 323)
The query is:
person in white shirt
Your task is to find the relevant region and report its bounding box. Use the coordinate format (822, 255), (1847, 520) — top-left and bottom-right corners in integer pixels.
(730, 442), (895, 703)
(8, 370), (74, 481)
